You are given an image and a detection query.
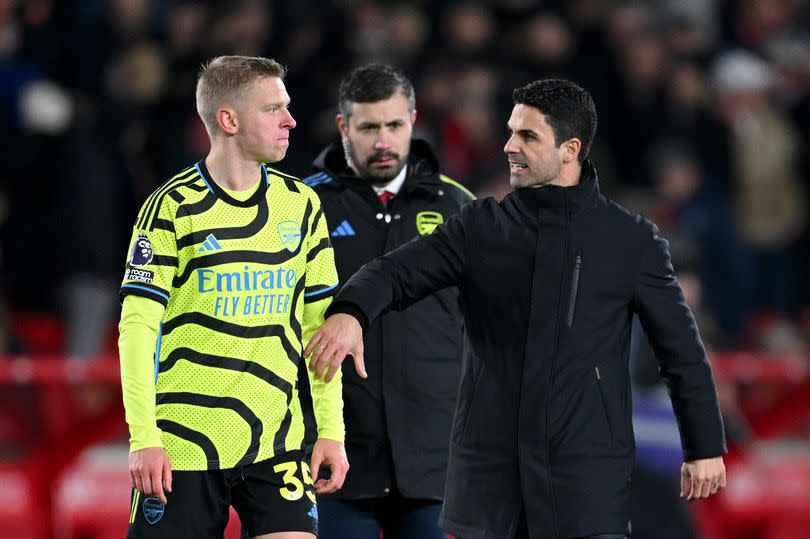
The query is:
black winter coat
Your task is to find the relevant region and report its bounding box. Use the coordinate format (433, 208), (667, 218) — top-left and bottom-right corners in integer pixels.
(329, 161), (726, 538)
(305, 140), (474, 500)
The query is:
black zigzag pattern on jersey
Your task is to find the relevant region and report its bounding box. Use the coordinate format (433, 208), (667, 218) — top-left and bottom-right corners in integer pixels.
(146, 175), (205, 230)
(273, 406), (294, 452)
(270, 275), (306, 452)
(156, 392), (262, 468)
(176, 190), (217, 218)
(157, 419), (219, 468)
(283, 178), (299, 193)
(168, 190), (185, 204)
(151, 255), (178, 267)
(138, 168), (201, 230)
(153, 218), (175, 233)
(175, 194), (269, 249)
(306, 237), (330, 263)
(172, 200), (313, 287)
(188, 183), (209, 192)
(136, 166), (195, 229)
(294, 349), (317, 452)
(311, 208), (324, 236)
(159, 347), (293, 396)
(161, 312), (300, 365)
(288, 275), (306, 341)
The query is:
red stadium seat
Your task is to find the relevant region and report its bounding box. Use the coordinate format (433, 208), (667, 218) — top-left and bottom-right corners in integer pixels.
(0, 464), (44, 539)
(52, 445), (131, 539)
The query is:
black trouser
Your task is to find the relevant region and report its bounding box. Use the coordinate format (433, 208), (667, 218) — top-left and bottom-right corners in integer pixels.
(458, 505), (628, 539)
(457, 535), (626, 539)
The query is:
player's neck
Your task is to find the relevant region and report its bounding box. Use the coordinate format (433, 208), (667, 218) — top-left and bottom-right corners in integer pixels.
(204, 146), (263, 192)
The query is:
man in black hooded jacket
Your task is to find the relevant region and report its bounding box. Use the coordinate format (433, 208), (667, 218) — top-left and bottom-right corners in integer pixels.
(306, 79), (727, 539)
(303, 64), (474, 539)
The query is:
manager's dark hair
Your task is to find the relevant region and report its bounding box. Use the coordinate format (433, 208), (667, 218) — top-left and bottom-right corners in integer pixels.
(338, 64), (415, 119)
(513, 79), (597, 164)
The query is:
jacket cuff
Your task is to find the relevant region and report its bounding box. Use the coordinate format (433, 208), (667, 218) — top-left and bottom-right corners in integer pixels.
(326, 301), (369, 332)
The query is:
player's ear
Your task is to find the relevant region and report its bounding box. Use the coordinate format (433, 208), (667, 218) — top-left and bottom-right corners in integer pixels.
(216, 106), (239, 135)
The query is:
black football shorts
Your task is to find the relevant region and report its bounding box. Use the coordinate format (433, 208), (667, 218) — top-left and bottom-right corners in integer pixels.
(127, 450), (318, 538)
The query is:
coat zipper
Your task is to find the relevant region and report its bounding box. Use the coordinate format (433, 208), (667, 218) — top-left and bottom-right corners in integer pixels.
(566, 250), (583, 327)
(594, 366), (615, 444)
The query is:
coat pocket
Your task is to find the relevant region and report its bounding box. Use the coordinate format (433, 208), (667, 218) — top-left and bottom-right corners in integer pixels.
(567, 249), (583, 327)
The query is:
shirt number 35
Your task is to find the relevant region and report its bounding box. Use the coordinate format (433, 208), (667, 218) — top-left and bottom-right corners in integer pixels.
(273, 461), (316, 503)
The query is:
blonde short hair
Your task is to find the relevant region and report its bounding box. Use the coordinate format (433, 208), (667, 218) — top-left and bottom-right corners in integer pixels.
(196, 55), (287, 135)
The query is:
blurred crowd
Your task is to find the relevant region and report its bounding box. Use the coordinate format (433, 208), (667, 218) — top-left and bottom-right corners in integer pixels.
(1, 0), (810, 359)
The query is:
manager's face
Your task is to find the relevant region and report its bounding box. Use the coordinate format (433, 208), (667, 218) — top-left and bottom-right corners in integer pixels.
(504, 104), (564, 189)
(337, 92), (416, 185)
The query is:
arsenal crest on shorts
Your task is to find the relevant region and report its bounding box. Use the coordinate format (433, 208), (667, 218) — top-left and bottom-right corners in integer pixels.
(129, 234), (154, 266)
(142, 497), (164, 525)
(278, 221), (302, 252)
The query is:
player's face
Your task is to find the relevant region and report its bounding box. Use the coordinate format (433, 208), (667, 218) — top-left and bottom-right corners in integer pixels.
(504, 104), (564, 189)
(337, 93), (415, 185)
(236, 76), (296, 163)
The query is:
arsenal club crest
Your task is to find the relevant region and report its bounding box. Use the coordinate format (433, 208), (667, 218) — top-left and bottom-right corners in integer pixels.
(142, 497), (164, 525)
(278, 221), (302, 252)
(416, 211), (444, 235)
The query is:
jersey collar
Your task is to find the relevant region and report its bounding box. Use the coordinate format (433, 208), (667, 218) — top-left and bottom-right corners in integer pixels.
(196, 160), (269, 208)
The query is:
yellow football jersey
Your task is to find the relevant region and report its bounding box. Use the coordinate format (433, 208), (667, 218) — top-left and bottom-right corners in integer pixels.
(120, 162), (340, 470)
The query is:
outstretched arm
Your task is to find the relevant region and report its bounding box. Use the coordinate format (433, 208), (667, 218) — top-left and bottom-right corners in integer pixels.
(307, 206), (470, 381)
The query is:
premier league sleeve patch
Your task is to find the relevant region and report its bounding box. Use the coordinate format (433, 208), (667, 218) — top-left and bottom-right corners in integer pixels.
(129, 234), (154, 266)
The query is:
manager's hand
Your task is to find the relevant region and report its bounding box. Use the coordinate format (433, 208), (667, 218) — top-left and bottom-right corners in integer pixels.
(305, 313), (366, 382)
(129, 447), (172, 505)
(681, 456), (726, 502)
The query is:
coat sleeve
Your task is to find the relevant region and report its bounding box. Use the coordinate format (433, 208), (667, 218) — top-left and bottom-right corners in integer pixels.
(632, 221), (727, 461)
(327, 202), (469, 328)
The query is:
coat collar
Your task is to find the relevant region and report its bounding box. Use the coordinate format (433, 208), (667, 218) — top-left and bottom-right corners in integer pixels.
(511, 159), (601, 220)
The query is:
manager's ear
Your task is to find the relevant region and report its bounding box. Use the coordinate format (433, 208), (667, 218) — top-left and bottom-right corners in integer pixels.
(560, 137), (582, 164)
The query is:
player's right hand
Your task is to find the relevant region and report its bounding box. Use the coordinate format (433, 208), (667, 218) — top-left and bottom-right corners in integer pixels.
(129, 447), (173, 505)
(305, 313), (366, 382)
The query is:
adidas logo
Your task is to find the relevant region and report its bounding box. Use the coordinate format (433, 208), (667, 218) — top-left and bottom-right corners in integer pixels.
(331, 220), (355, 237)
(198, 234), (223, 252)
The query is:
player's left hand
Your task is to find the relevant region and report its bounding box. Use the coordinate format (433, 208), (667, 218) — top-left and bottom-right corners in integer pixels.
(310, 438), (349, 494)
(681, 456), (726, 501)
